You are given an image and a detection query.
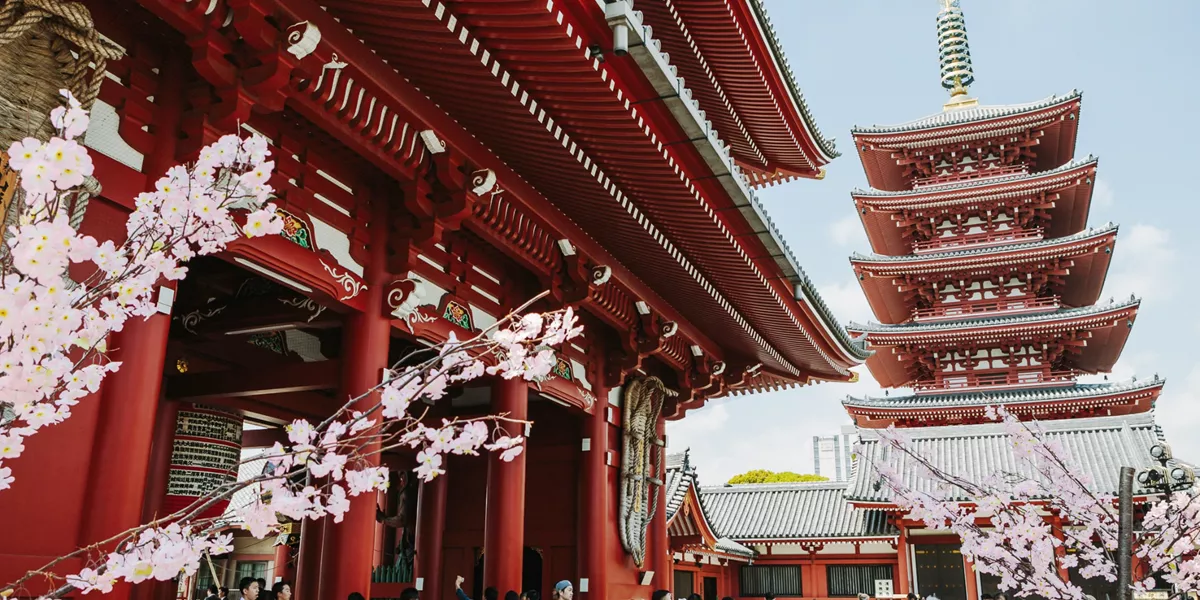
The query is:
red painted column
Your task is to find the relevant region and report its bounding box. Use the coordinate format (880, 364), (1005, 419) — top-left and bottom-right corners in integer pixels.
(76, 48), (188, 600)
(78, 308), (172, 600)
(650, 414), (670, 591)
(131, 401), (181, 600)
(581, 387), (610, 600)
(415, 470), (449, 600)
(274, 542), (294, 583)
(895, 525), (910, 594)
(295, 515), (326, 600)
(483, 377), (529, 595)
(963, 554), (979, 600)
(319, 197), (392, 599)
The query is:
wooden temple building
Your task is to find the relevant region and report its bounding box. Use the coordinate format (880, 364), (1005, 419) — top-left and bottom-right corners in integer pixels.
(0, 0), (873, 599)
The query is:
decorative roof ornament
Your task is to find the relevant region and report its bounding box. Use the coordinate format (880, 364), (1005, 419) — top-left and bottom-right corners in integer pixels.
(937, 0), (979, 111)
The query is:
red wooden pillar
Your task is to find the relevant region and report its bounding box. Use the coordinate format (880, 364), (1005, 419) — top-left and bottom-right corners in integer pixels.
(416, 470), (449, 600)
(131, 400), (181, 600)
(483, 377), (529, 595)
(962, 554), (979, 600)
(581, 383), (610, 600)
(650, 415), (670, 591)
(319, 197), (392, 599)
(274, 542), (294, 583)
(895, 525), (910, 594)
(295, 515), (326, 600)
(78, 309), (172, 600)
(1051, 517), (1069, 582)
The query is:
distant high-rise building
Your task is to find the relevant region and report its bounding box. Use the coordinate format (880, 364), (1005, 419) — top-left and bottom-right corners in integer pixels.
(812, 425), (857, 481)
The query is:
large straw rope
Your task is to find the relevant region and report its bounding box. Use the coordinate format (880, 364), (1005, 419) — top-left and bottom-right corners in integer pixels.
(0, 0), (123, 146)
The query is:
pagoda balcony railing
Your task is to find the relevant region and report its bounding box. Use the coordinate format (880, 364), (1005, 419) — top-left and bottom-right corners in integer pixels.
(912, 296), (1061, 322)
(913, 370), (1077, 395)
(912, 227), (1045, 254)
(912, 164), (1030, 189)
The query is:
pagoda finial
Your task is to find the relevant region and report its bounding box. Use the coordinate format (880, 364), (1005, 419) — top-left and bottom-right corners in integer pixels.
(937, 0), (978, 110)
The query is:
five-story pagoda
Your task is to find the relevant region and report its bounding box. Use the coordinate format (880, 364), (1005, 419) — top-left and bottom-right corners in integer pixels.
(840, 3), (1177, 600)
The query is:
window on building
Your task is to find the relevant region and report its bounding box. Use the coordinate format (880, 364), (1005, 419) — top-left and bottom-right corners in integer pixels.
(826, 564), (895, 597)
(235, 561), (268, 583)
(739, 565), (802, 597)
(674, 570), (695, 599)
(192, 569), (216, 599)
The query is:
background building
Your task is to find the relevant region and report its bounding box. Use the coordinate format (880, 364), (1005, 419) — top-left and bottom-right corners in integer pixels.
(812, 425), (857, 481)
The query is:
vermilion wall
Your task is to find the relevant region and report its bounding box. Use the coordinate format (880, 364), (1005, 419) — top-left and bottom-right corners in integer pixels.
(0, 197), (134, 597)
(749, 554), (904, 600)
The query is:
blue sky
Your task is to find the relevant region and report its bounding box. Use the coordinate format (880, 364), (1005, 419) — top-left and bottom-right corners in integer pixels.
(667, 0), (1200, 484)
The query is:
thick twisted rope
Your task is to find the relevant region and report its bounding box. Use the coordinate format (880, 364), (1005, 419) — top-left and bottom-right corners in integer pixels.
(0, 0), (123, 109)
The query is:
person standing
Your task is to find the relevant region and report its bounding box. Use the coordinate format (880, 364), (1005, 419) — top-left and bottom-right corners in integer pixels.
(238, 577), (260, 600)
(271, 581), (292, 600)
(553, 581), (573, 600)
(203, 584), (219, 600)
(455, 575), (498, 600)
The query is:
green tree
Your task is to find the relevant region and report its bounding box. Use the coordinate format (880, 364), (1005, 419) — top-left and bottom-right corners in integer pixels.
(726, 469), (829, 485)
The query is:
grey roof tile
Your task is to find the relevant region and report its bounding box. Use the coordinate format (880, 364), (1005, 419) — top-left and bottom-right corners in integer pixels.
(843, 377), (1164, 409)
(698, 482), (895, 540)
(851, 156), (1097, 198)
(852, 91), (1081, 135)
(848, 296), (1139, 334)
(847, 412), (1178, 502)
(850, 223), (1117, 263)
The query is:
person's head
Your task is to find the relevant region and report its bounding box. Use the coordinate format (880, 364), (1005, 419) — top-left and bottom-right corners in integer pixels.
(485, 587), (500, 600)
(983, 595), (994, 600)
(722, 597), (734, 600)
(400, 588), (420, 600)
(207, 584), (219, 596)
(555, 581), (573, 600)
(765, 594), (776, 600)
(688, 594), (702, 600)
(272, 582), (292, 600)
(907, 595), (918, 600)
(238, 577), (260, 600)
(652, 590), (672, 600)
(994, 594), (1006, 600)
(257, 578), (268, 592)
(348, 594), (366, 600)
(523, 590), (540, 600)
(219, 587), (229, 598)
(506, 591), (520, 600)
(857, 594), (870, 600)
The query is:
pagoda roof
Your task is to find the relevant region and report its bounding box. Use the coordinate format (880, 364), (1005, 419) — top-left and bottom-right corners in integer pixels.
(852, 157), (1098, 256)
(851, 221), (1117, 264)
(700, 481), (895, 542)
(639, 0), (840, 182)
(845, 376), (1163, 410)
(851, 91), (1082, 191)
(847, 411), (1180, 505)
(852, 90), (1082, 136)
(849, 295), (1138, 336)
(316, 0), (867, 385)
(852, 156), (1098, 200)
(843, 377), (1164, 429)
(851, 224), (1119, 325)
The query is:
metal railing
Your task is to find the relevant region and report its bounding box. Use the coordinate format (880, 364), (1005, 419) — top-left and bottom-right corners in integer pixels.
(913, 370), (1076, 394)
(912, 296), (1060, 322)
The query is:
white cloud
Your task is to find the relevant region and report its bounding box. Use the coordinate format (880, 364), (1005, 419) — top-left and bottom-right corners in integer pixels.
(817, 279), (875, 325)
(1103, 223), (1174, 302)
(829, 214), (867, 247)
(1093, 179), (1115, 209)
(1155, 364), (1200, 463)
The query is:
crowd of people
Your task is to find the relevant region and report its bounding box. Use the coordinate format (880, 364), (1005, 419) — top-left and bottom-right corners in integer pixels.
(201, 576), (423, 600)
